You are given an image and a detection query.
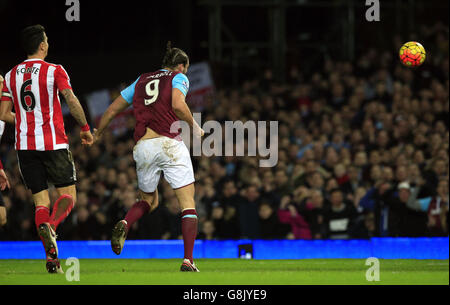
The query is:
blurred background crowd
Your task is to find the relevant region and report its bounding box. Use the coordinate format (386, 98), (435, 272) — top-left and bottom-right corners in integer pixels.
(0, 21), (448, 242)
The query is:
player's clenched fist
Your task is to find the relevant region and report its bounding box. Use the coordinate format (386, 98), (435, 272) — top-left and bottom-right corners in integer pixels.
(193, 120), (204, 137)
(80, 130), (94, 146)
(92, 128), (102, 143)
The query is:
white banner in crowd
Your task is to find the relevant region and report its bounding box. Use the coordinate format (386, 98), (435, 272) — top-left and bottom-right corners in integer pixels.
(61, 89), (111, 121)
(86, 89), (111, 121)
(85, 89), (132, 135)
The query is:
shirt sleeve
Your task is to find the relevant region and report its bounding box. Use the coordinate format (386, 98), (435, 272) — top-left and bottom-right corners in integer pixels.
(54, 65), (72, 91)
(120, 77), (139, 105)
(1, 76), (12, 103)
(0, 120), (4, 142)
(419, 197), (432, 212)
(172, 73), (189, 96)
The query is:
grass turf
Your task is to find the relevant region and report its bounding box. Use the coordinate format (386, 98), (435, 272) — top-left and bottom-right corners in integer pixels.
(0, 259), (448, 285)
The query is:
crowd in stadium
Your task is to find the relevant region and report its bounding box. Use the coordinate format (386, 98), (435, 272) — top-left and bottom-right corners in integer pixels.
(0, 23), (448, 242)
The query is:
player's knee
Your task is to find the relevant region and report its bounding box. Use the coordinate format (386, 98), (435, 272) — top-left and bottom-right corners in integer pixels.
(138, 191), (157, 210)
(150, 199), (159, 211)
(67, 187), (77, 204)
(71, 193), (77, 205)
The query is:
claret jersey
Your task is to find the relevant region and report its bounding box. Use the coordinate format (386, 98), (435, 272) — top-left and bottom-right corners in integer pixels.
(120, 69), (189, 142)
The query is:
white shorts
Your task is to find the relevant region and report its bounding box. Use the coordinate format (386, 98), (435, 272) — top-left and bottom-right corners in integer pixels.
(133, 136), (195, 193)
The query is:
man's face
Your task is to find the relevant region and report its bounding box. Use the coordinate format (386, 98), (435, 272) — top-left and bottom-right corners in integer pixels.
(223, 181), (236, 197)
(310, 191), (323, 207)
(246, 186), (259, 202)
(437, 181), (448, 197)
(275, 171), (287, 185)
(330, 191), (343, 206)
(259, 204), (272, 220)
(399, 188), (410, 203)
(434, 160), (446, 175)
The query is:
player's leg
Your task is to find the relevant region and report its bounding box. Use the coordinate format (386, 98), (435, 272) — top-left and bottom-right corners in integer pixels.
(111, 139), (160, 255)
(41, 149), (77, 274)
(0, 207), (6, 227)
(44, 149), (77, 231)
(30, 187), (63, 274)
(0, 193), (7, 227)
(32, 190), (59, 261)
(111, 189), (159, 255)
(173, 183), (199, 272)
(162, 138), (198, 271)
(50, 184), (76, 231)
(126, 189), (159, 227)
(17, 150), (61, 273)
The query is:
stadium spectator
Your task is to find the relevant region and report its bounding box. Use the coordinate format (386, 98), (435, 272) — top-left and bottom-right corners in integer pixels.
(278, 195), (312, 240)
(378, 182), (428, 237)
(210, 203), (241, 239)
(258, 201), (289, 239)
(301, 190), (327, 239)
(197, 220), (216, 240)
(323, 188), (357, 239)
(426, 179), (449, 236)
(237, 184), (261, 239)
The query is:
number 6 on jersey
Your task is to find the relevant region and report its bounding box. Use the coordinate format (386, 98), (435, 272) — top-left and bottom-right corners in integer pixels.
(144, 79), (159, 105)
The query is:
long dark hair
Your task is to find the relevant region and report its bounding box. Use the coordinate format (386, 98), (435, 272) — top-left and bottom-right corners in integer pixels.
(162, 41), (189, 69)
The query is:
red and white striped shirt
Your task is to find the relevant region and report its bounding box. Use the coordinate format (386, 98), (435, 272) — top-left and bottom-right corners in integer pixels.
(1, 59), (71, 151)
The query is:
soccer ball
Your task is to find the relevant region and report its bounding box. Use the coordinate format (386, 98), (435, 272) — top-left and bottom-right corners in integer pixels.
(399, 41), (426, 67)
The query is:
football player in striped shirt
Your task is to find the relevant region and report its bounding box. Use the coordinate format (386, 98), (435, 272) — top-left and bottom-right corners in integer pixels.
(0, 74), (11, 228)
(0, 25), (93, 273)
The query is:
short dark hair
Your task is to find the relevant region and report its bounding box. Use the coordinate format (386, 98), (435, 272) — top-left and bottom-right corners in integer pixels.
(329, 188), (342, 195)
(162, 41), (189, 69)
(21, 24), (46, 55)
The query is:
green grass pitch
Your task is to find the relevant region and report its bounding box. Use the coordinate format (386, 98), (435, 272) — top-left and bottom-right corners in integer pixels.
(0, 259), (448, 285)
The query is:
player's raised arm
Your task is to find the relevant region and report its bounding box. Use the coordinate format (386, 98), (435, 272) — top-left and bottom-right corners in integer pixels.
(60, 88), (93, 146)
(94, 94), (130, 141)
(94, 76), (137, 142)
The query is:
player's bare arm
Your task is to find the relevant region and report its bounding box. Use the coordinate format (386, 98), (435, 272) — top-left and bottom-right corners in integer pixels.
(172, 87), (204, 137)
(61, 88), (94, 145)
(0, 168), (10, 191)
(94, 95), (130, 141)
(0, 100), (15, 125)
(61, 88), (88, 126)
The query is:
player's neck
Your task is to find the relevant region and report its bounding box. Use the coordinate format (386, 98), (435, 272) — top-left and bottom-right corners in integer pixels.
(27, 53), (46, 61)
(162, 67), (182, 73)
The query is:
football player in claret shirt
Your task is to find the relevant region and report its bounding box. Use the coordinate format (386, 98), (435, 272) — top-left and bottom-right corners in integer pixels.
(0, 25), (94, 273)
(95, 42), (204, 272)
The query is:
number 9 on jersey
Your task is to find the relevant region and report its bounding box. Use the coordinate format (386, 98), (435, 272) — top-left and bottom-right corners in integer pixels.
(144, 79), (160, 106)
